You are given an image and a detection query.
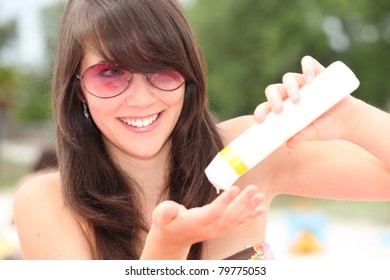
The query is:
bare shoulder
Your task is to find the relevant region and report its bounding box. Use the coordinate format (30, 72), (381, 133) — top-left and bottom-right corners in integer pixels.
(13, 172), (94, 259)
(14, 172), (63, 216)
(216, 115), (255, 144)
(15, 171), (61, 196)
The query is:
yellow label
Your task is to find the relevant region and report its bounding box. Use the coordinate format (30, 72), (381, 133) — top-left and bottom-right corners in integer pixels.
(219, 146), (248, 175)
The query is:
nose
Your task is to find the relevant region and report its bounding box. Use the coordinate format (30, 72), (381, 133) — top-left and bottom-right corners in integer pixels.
(123, 73), (156, 107)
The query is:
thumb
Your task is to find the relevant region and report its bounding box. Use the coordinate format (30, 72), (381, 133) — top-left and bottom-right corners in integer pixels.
(287, 123), (319, 149)
(152, 201), (182, 227)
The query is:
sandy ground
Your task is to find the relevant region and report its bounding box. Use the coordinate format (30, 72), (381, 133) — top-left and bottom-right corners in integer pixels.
(0, 189), (21, 259)
(266, 209), (390, 260)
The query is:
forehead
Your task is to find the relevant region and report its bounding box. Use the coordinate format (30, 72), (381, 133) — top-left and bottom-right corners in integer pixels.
(80, 49), (106, 72)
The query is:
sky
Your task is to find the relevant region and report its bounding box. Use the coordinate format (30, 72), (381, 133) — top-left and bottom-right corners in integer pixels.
(0, 0), (62, 66)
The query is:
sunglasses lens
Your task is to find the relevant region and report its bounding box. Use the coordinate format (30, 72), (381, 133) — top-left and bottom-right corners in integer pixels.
(146, 71), (185, 91)
(82, 64), (131, 98)
(80, 64), (185, 98)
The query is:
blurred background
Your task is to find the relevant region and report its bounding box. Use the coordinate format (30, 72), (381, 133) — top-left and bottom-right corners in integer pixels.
(0, 0), (389, 259)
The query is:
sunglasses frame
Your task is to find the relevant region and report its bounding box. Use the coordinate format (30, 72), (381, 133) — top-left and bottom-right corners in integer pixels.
(75, 63), (185, 99)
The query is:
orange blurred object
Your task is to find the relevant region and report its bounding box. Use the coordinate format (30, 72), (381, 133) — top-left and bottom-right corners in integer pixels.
(289, 230), (323, 254)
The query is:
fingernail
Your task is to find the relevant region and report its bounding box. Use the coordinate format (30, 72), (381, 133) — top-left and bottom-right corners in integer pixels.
(291, 91), (300, 103)
(306, 73), (314, 83)
(229, 187), (240, 197)
(251, 192), (263, 203)
(245, 189), (256, 199)
(273, 102), (283, 114)
(253, 205), (265, 216)
(253, 112), (265, 124)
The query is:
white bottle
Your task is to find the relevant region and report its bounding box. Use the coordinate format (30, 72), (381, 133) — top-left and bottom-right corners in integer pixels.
(205, 61), (360, 192)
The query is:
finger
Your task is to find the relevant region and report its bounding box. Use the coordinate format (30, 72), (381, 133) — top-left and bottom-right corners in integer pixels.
(195, 186), (241, 225)
(253, 102), (271, 123)
(219, 185), (264, 226)
(286, 123), (320, 148)
(195, 186), (264, 240)
(223, 185), (259, 211)
(152, 200), (182, 227)
(301, 55), (325, 83)
(281, 72), (305, 103)
(235, 194), (265, 223)
(264, 83), (287, 114)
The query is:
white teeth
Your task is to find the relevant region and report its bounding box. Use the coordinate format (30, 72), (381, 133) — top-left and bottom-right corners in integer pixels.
(142, 118), (150, 127)
(121, 114), (159, 128)
(136, 119), (143, 127)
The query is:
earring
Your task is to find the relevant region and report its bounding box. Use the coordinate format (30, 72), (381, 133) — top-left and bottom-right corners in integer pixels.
(82, 101), (89, 119)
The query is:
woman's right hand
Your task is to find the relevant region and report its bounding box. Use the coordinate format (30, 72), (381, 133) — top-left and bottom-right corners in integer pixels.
(140, 184), (265, 259)
(253, 55), (356, 148)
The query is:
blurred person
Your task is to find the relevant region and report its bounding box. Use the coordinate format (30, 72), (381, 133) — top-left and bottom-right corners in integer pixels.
(13, 148), (58, 191)
(12, 0), (390, 260)
(31, 149), (58, 172)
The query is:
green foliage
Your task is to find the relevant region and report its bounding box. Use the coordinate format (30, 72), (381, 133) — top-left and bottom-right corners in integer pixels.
(0, 18), (17, 48)
(40, 2), (66, 71)
(1, 1), (390, 125)
(0, 18), (20, 120)
(10, 71), (53, 122)
(0, 2), (65, 125)
(0, 67), (51, 123)
(186, 0), (390, 120)
(0, 67), (22, 100)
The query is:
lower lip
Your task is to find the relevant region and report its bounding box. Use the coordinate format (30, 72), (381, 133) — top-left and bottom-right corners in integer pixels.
(119, 113), (162, 133)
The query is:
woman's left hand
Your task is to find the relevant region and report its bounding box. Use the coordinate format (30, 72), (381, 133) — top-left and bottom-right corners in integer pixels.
(141, 185), (265, 259)
(254, 55), (359, 148)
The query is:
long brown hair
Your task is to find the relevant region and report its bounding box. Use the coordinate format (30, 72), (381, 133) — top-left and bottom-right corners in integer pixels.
(52, 0), (223, 259)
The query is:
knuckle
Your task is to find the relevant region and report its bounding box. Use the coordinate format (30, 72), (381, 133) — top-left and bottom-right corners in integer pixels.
(265, 84), (278, 94)
(282, 72), (296, 84)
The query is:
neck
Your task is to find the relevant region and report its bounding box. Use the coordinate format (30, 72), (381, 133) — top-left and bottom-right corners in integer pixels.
(108, 140), (171, 196)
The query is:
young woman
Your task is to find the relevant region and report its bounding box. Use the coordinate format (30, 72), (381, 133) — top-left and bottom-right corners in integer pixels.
(14, 0), (390, 260)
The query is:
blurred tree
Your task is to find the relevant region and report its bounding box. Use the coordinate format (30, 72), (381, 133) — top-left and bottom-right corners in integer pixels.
(0, 18), (19, 139)
(10, 71), (52, 122)
(0, 14), (50, 127)
(40, 1), (66, 71)
(186, 0), (390, 120)
(10, 1), (65, 124)
(0, 18), (17, 50)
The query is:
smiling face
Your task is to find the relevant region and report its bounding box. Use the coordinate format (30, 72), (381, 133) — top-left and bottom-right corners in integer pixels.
(80, 50), (185, 163)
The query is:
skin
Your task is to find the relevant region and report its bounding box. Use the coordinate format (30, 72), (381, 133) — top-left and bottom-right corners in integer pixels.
(13, 55), (390, 260)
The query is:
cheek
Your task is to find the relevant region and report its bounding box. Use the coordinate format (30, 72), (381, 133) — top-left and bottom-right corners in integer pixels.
(87, 101), (116, 127)
(160, 88), (185, 109)
(166, 95), (185, 123)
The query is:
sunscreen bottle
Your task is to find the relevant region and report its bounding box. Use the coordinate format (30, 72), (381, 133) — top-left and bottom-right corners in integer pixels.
(205, 61), (360, 192)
